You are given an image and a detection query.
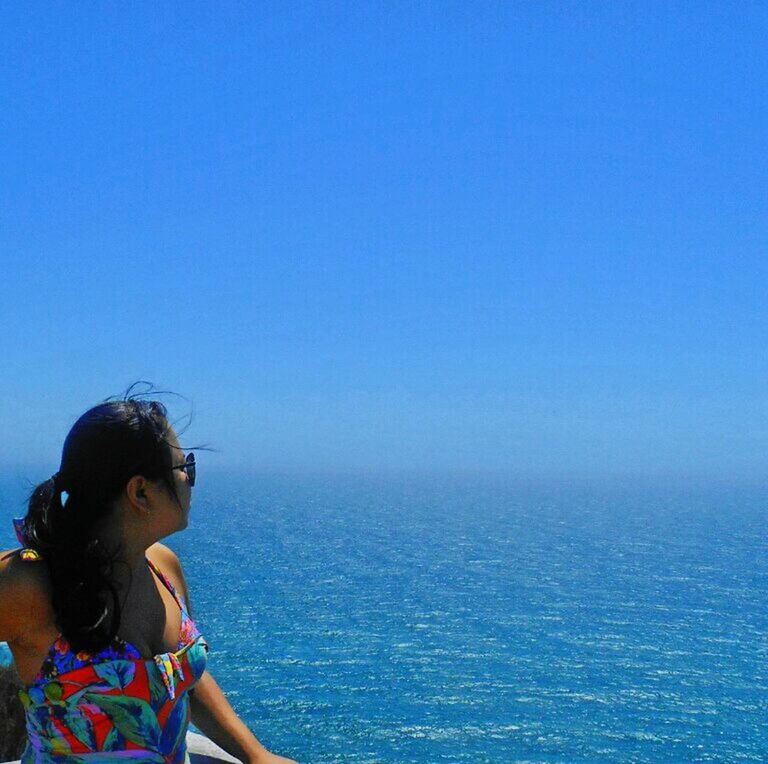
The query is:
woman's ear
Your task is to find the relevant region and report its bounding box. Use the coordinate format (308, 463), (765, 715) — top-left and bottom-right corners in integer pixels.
(125, 475), (150, 512)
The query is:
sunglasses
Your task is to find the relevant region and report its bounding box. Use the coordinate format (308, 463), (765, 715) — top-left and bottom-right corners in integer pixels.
(171, 452), (196, 487)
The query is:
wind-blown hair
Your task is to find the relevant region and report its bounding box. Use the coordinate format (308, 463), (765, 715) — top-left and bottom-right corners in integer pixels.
(20, 396), (181, 654)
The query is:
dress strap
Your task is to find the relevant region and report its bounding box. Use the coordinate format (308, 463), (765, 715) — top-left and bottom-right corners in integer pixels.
(13, 517), (28, 546)
(145, 557), (187, 612)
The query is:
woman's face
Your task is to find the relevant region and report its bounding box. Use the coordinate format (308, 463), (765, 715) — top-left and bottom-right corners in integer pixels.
(107, 426), (195, 551)
(165, 427), (193, 527)
(149, 428), (192, 538)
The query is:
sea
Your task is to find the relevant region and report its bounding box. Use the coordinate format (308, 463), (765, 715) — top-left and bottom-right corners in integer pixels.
(1, 472), (767, 763)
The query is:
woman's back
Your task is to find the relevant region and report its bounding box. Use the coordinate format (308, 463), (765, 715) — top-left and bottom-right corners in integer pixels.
(0, 540), (209, 762)
(1, 542), (195, 686)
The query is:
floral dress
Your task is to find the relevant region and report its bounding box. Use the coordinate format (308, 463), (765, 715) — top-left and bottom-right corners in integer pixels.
(12, 518), (210, 763)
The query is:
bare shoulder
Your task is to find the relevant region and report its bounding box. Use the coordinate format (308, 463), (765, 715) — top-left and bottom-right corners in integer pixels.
(147, 541), (179, 567)
(0, 548), (53, 643)
(0, 547), (50, 594)
(146, 542), (191, 605)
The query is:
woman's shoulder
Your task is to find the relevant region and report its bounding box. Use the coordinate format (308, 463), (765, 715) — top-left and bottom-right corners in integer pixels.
(0, 547), (50, 588)
(0, 547), (54, 643)
(146, 541), (181, 575)
(146, 542), (192, 604)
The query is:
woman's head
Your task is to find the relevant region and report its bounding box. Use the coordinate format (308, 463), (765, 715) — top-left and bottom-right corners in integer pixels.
(61, 398), (180, 510)
(22, 394), (193, 653)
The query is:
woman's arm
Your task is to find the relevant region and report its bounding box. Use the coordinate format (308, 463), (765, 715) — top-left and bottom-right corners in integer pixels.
(0, 551), (22, 644)
(150, 544), (297, 763)
(0, 549), (45, 643)
(189, 670), (296, 763)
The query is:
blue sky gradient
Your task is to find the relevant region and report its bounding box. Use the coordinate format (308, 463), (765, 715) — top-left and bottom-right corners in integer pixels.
(1, 3), (767, 480)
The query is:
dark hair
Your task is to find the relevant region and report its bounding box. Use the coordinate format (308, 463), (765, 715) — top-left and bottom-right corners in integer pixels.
(21, 394), (183, 654)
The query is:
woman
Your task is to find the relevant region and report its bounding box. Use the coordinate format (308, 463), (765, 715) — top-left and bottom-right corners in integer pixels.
(0, 395), (297, 763)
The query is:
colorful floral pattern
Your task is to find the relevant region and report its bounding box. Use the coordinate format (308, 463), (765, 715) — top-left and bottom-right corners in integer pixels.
(13, 532), (209, 763)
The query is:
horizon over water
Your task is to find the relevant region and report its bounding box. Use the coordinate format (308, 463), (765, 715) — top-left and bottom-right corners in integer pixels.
(1, 472), (767, 762)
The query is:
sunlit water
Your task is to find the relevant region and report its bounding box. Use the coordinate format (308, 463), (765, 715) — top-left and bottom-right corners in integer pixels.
(2, 473), (767, 762)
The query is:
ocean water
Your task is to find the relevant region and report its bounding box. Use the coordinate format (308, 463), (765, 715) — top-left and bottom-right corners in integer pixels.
(1, 473), (767, 762)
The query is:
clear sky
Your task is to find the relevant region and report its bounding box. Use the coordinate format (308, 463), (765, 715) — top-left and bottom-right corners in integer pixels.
(1, 2), (766, 482)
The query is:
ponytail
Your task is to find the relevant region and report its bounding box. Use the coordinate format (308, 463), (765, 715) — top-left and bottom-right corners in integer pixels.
(24, 474), (123, 654)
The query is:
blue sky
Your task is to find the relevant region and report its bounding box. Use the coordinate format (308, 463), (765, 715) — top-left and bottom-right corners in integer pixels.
(1, 2), (766, 481)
